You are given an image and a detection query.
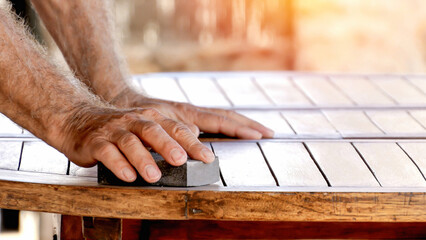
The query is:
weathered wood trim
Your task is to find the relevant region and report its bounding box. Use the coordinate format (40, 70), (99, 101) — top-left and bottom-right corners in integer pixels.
(1, 169), (425, 222)
(187, 191), (426, 222)
(0, 178), (187, 220)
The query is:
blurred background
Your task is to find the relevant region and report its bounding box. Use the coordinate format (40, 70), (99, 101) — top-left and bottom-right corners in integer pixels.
(2, 0), (426, 239)
(111, 0), (426, 73)
(10, 0), (426, 74)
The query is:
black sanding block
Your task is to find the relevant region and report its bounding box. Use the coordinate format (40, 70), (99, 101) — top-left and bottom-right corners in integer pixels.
(98, 151), (219, 187)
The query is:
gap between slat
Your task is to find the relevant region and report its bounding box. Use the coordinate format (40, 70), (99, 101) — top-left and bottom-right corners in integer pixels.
(209, 142), (227, 187)
(302, 143), (331, 187)
(17, 141), (24, 171)
(325, 76), (357, 106)
(174, 77), (191, 103)
(256, 142), (279, 187)
(350, 143), (382, 187)
(396, 143), (426, 181)
(212, 78), (234, 107)
(289, 76), (316, 106)
(251, 77), (276, 106)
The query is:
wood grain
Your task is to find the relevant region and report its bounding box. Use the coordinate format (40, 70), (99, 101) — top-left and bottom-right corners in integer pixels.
(293, 76), (353, 105)
(371, 76), (426, 105)
(0, 141), (22, 170)
(254, 76), (312, 105)
(0, 169), (425, 222)
(187, 191), (426, 222)
(306, 142), (380, 187)
(216, 77), (272, 106)
(354, 143), (426, 187)
(329, 76), (394, 105)
(178, 77), (230, 107)
(139, 77), (188, 103)
(323, 110), (383, 136)
(19, 141), (68, 174)
(259, 142), (327, 186)
(211, 142), (276, 186)
(0, 173), (187, 220)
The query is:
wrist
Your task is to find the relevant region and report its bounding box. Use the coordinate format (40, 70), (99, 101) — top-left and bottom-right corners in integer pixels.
(109, 87), (148, 108)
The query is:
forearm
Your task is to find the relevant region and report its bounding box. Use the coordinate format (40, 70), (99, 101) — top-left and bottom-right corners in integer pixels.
(30, 0), (136, 104)
(0, 6), (105, 149)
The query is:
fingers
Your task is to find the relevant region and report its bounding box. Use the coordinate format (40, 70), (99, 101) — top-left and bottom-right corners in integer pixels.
(187, 123), (200, 137)
(92, 140), (137, 183)
(131, 120), (188, 166)
(193, 110), (265, 139)
(159, 119), (215, 163)
(205, 108), (274, 138)
(113, 131), (161, 183)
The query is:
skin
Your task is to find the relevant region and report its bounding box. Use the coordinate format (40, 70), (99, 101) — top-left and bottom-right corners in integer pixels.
(0, 0), (274, 183)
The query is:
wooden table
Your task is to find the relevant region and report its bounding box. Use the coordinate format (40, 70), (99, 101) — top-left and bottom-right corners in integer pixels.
(1, 72), (426, 239)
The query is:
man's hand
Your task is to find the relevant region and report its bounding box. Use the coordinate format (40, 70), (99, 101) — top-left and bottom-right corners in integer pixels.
(112, 94), (274, 139)
(62, 101), (273, 183)
(28, 0), (274, 184)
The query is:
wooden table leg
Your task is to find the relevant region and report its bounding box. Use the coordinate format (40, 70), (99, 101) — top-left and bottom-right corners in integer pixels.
(61, 215), (142, 240)
(60, 215), (84, 240)
(82, 217), (122, 240)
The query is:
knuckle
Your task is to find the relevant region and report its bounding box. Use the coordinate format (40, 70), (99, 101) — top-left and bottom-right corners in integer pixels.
(141, 121), (162, 135)
(172, 123), (191, 138)
(117, 133), (139, 149)
(94, 142), (115, 160)
(141, 108), (161, 117)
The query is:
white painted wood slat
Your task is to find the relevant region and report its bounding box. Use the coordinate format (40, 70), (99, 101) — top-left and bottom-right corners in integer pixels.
(69, 163), (97, 177)
(323, 110), (383, 136)
(408, 77), (426, 94)
(255, 76), (312, 105)
(238, 111), (295, 137)
(330, 76), (393, 105)
(259, 142), (327, 187)
(211, 142), (276, 186)
(398, 142), (426, 178)
(306, 142), (379, 187)
(371, 76), (426, 105)
(282, 111), (339, 136)
(0, 141), (22, 170)
(354, 143), (426, 187)
(366, 111), (426, 134)
(293, 76), (353, 106)
(216, 77), (271, 106)
(139, 77), (189, 103)
(409, 110), (426, 128)
(0, 113), (23, 135)
(20, 142), (68, 174)
(178, 77), (230, 107)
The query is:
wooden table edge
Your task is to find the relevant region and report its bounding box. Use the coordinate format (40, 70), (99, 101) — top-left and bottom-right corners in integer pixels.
(1, 169), (425, 222)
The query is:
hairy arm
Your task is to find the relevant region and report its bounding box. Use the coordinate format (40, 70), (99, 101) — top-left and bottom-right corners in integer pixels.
(30, 0), (274, 139)
(0, 4), (215, 183)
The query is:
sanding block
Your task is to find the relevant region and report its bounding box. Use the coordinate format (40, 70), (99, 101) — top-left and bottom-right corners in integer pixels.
(98, 151), (219, 187)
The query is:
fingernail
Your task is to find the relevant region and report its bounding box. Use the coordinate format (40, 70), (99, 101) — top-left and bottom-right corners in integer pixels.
(171, 148), (186, 164)
(122, 167), (136, 181)
(201, 148), (215, 163)
(145, 165), (161, 181)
